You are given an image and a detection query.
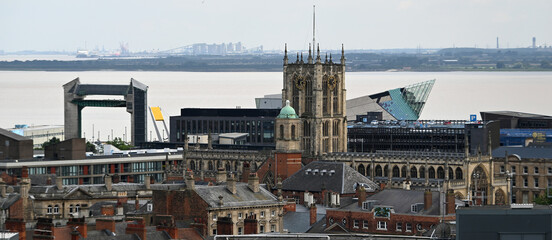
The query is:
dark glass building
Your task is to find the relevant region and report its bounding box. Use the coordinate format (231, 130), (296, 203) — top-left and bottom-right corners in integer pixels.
(481, 111), (552, 146)
(169, 108), (279, 147)
(347, 120), (500, 155)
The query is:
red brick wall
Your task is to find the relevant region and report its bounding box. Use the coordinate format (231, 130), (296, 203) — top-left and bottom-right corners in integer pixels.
(67, 217), (87, 238)
(5, 219), (26, 240)
(126, 218), (146, 240)
(325, 209), (455, 235)
(283, 201), (296, 213)
(101, 205), (115, 216)
(152, 189), (209, 224)
(8, 198), (24, 219)
(96, 219), (116, 232)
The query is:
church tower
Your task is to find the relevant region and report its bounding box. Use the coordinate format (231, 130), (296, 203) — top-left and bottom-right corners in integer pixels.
(282, 44), (347, 157)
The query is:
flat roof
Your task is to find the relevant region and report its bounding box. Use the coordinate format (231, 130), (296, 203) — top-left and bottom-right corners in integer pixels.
(0, 153), (183, 168)
(178, 108), (279, 118)
(481, 111), (552, 120)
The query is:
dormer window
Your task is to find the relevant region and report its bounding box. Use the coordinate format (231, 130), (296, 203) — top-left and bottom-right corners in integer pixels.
(321, 170), (327, 176)
(305, 169), (312, 175)
(329, 170), (335, 176)
(313, 169), (319, 175)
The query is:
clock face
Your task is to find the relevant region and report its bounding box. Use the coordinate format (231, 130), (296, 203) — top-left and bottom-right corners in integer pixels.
(328, 75), (337, 90)
(294, 75), (306, 90)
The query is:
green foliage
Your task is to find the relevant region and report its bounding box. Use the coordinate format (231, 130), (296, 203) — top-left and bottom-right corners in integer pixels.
(86, 141), (97, 153)
(41, 137), (61, 149)
(106, 137), (133, 150)
(533, 194), (552, 205)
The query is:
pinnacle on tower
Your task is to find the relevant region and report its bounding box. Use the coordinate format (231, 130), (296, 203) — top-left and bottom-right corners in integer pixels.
(316, 43), (321, 62)
(329, 53), (332, 63)
(296, 53), (299, 63)
(325, 53), (328, 63)
(308, 44), (313, 63)
(300, 52), (303, 63)
(283, 43), (288, 64)
(341, 44), (346, 64)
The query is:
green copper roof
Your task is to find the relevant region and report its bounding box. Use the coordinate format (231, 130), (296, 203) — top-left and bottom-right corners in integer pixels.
(277, 100), (299, 119)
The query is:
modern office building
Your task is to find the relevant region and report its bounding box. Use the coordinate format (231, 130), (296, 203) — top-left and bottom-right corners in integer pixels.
(169, 108), (279, 147)
(9, 125), (64, 148)
(481, 111), (552, 146)
(347, 120), (500, 155)
(255, 94), (282, 109)
(347, 79), (435, 122)
(456, 204), (552, 240)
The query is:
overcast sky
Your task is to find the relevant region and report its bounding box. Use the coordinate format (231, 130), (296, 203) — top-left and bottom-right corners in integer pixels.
(1, 0), (551, 52)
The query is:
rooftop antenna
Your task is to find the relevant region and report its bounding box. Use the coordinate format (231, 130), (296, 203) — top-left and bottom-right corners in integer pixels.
(312, 4), (316, 51)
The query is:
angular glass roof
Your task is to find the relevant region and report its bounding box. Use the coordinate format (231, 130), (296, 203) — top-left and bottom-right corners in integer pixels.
(377, 79), (435, 120)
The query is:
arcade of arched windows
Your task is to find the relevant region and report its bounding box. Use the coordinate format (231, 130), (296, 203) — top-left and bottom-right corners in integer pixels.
(186, 159), (264, 175)
(353, 163), (465, 181)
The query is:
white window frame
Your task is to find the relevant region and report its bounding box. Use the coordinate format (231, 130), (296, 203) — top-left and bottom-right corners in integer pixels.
(353, 220), (359, 228)
(406, 223), (412, 232)
(47, 205), (52, 214)
(260, 211), (265, 218)
(396, 222), (402, 231)
(363, 221), (369, 229)
(238, 227), (243, 235)
(213, 214), (217, 221)
(271, 210), (275, 217)
(377, 221), (387, 230)
(271, 224), (276, 232)
(523, 166), (528, 174)
(53, 205), (59, 214)
(238, 212), (243, 219)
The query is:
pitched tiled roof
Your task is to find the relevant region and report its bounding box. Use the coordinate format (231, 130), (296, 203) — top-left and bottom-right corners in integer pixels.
(282, 161), (378, 194)
(194, 183), (279, 208)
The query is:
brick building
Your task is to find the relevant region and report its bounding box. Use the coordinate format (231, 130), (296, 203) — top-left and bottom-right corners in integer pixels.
(153, 172), (284, 237)
(323, 189), (458, 236)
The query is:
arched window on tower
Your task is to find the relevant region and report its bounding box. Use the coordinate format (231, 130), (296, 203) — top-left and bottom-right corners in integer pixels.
(279, 125), (284, 139)
(291, 125), (296, 139)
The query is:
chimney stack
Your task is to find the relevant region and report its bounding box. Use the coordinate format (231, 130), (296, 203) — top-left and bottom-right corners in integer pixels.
(185, 170), (195, 190)
(105, 175), (112, 191)
(424, 189), (432, 211)
(248, 173), (260, 193)
(357, 186), (366, 207)
(56, 177), (63, 190)
(446, 189), (456, 215)
(216, 167), (227, 184)
(227, 174), (236, 194)
(144, 175), (151, 190)
(0, 178), (6, 198)
(21, 166), (29, 179)
(309, 203), (317, 225)
(241, 162), (251, 183)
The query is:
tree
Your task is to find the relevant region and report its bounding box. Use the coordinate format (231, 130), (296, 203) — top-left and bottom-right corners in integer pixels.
(106, 137), (133, 150)
(86, 141), (97, 153)
(41, 137), (61, 149)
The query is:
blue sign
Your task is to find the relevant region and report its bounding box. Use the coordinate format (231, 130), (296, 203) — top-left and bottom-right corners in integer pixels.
(470, 114), (477, 121)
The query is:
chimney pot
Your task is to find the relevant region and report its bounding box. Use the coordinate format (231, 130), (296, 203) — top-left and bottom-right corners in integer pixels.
(248, 173), (259, 193)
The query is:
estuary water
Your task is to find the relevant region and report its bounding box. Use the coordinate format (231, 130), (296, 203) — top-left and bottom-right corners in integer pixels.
(0, 70), (551, 142)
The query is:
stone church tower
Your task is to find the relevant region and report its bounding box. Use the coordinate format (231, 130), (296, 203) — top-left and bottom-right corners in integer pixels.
(282, 44), (347, 157)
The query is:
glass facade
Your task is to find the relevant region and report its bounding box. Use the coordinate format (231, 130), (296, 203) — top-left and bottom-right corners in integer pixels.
(370, 79), (435, 121)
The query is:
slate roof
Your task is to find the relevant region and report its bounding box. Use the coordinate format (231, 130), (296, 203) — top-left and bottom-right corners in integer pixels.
(283, 212), (325, 233)
(194, 182), (280, 208)
(340, 189), (441, 216)
(282, 161), (378, 194)
(481, 111), (552, 119)
(0, 193), (20, 210)
(493, 146), (552, 160)
(28, 183), (183, 200)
